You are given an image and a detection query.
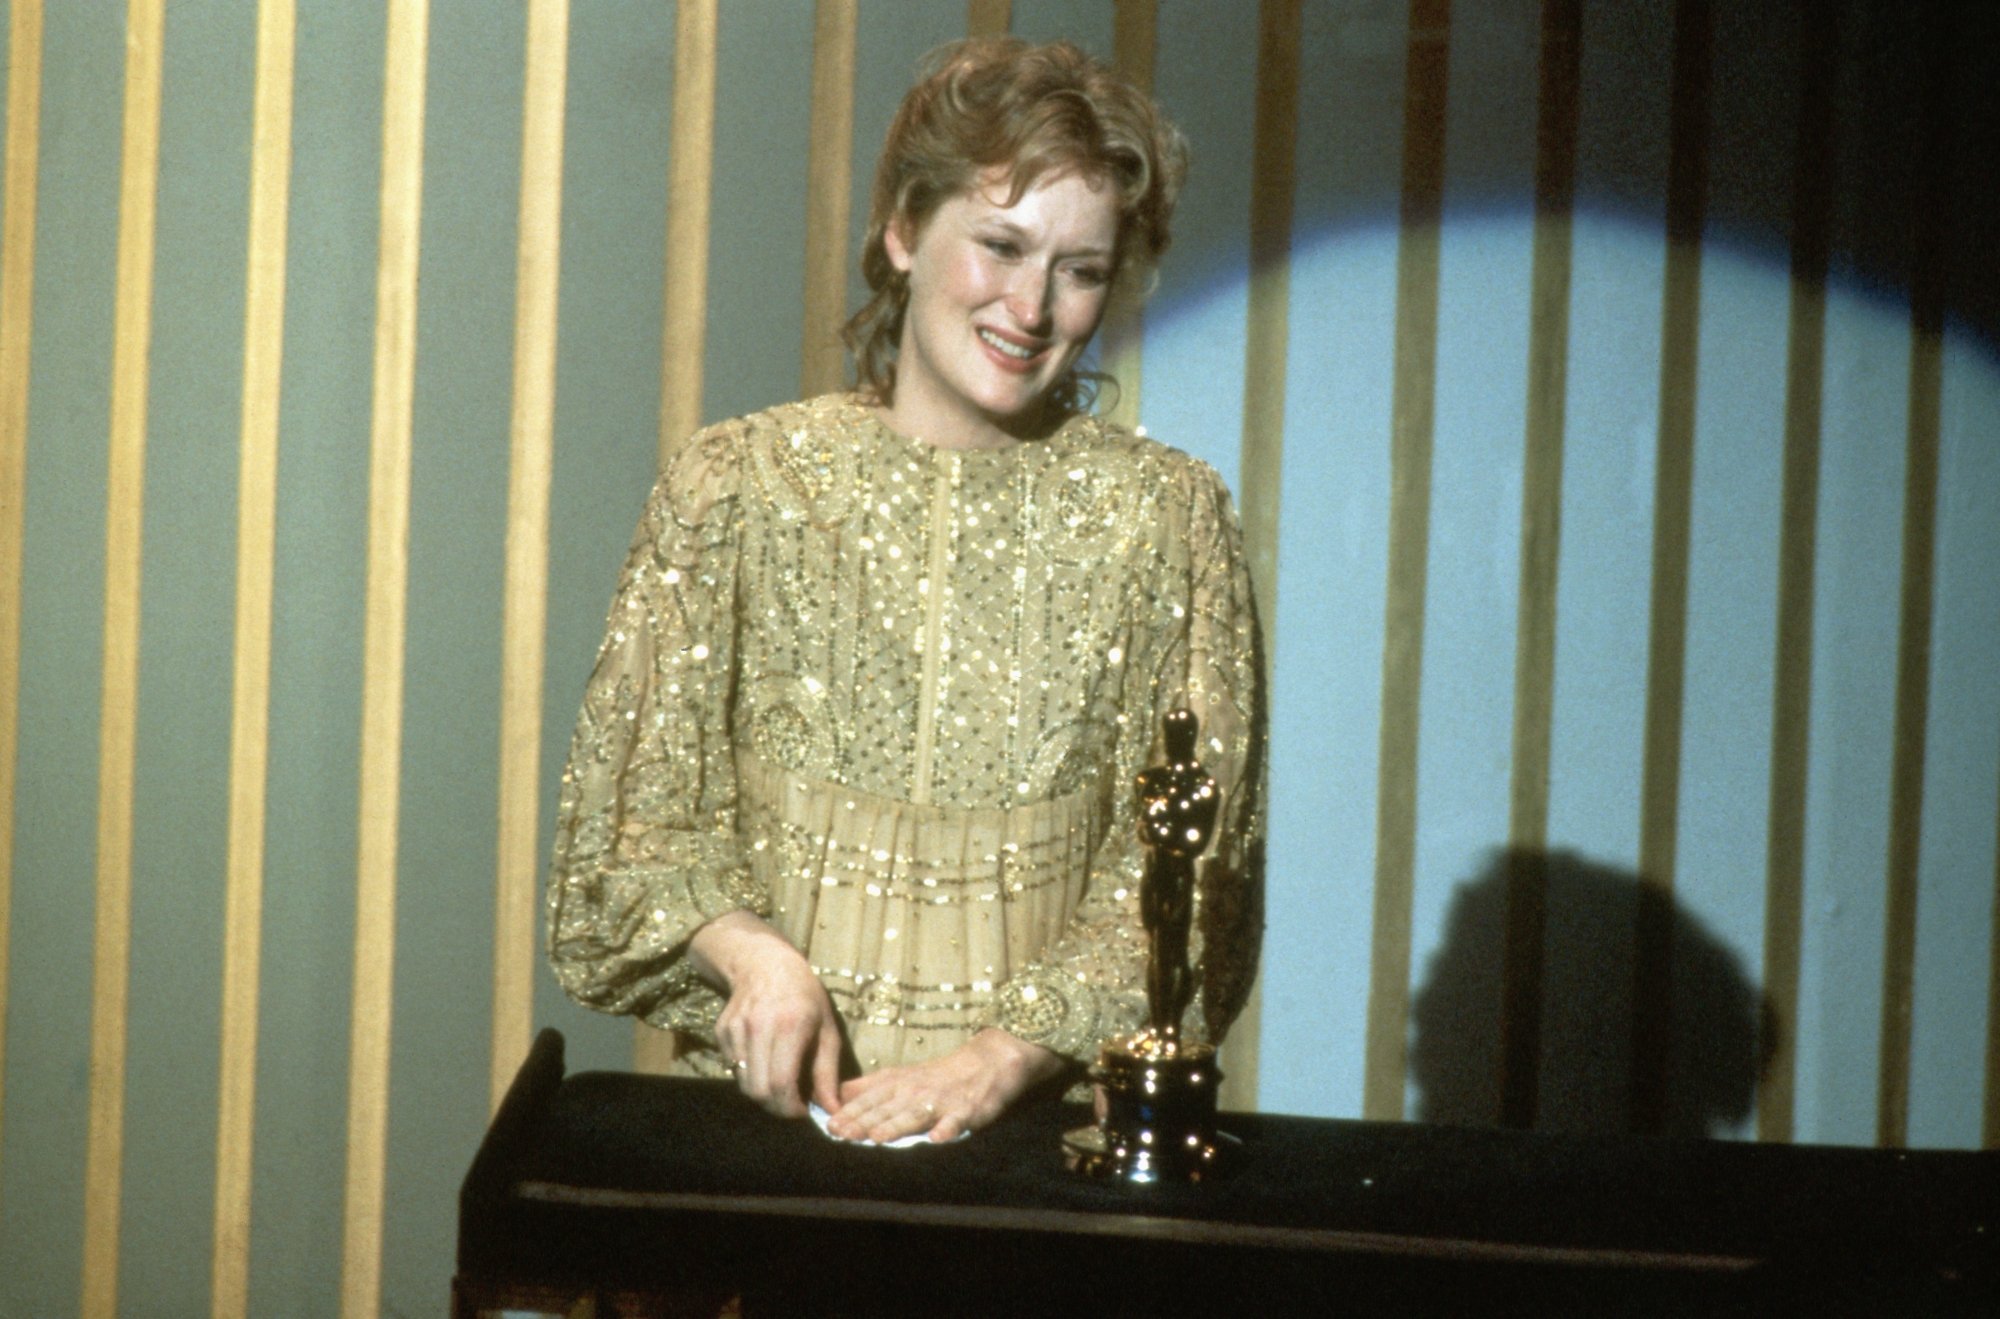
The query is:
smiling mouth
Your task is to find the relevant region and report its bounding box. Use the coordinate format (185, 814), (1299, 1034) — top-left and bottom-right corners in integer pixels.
(978, 327), (1043, 362)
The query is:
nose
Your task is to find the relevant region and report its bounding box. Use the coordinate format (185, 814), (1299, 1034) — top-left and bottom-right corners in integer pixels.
(1005, 264), (1052, 331)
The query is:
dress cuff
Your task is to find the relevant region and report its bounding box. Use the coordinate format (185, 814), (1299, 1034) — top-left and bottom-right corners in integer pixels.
(643, 977), (727, 1036)
(639, 864), (768, 1037)
(679, 861), (770, 927)
(985, 967), (1143, 1063)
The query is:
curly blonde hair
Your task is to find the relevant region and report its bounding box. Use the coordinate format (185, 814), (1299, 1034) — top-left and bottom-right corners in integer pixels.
(841, 38), (1189, 415)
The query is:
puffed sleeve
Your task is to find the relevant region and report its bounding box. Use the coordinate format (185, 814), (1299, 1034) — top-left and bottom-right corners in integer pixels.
(986, 457), (1267, 1062)
(545, 425), (769, 1033)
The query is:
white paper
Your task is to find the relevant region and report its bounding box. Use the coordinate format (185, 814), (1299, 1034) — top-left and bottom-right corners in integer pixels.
(807, 1102), (968, 1147)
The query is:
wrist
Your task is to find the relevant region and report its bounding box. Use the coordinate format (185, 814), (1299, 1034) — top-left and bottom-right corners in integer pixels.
(971, 1028), (1064, 1088)
(688, 909), (789, 989)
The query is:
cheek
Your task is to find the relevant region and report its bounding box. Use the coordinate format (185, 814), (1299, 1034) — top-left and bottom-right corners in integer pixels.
(1054, 288), (1109, 341)
(930, 246), (1004, 305)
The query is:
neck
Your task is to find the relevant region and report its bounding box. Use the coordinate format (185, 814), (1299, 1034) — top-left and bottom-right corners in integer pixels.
(876, 385), (1071, 451)
(875, 399), (1015, 452)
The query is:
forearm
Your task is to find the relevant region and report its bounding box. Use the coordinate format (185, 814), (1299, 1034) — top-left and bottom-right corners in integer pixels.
(687, 908), (803, 990)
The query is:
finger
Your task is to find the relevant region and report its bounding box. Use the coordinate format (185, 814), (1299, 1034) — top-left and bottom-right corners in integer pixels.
(810, 1022), (843, 1112)
(743, 1031), (774, 1110)
(720, 1023), (752, 1087)
(751, 1015), (803, 1116)
(715, 1021), (745, 1091)
(824, 1088), (875, 1137)
(929, 1111), (965, 1143)
(765, 1034), (807, 1119)
(827, 1080), (897, 1139)
(766, 1064), (807, 1118)
(834, 1065), (896, 1114)
(714, 1010), (741, 1070)
(718, 1006), (758, 1095)
(866, 1095), (937, 1144)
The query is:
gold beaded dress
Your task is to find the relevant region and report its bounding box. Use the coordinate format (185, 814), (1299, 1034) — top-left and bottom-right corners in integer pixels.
(546, 394), (1264, 1078)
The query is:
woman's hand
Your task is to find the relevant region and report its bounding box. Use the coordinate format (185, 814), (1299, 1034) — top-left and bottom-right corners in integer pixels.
(827, 1028), (1064, 1143)
(688, 910), (843, 1118)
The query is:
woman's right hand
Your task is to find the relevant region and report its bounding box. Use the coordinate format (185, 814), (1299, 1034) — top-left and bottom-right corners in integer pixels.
(687, 910), (843, 1118)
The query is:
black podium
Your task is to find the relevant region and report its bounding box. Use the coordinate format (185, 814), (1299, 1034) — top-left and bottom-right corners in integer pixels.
(454, 1029), (1996, 1317)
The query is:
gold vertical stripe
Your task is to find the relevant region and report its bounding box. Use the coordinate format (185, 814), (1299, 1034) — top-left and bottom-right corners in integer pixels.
(1499, 0), (1580, 1130)
(211, 3), (294, 1313)
(1507, 0), (1581, 858)
(0, 0), (43, 1168)
(1877, 3), (1953, 1149)
(1363, 0), (1450, 1123)
(81, 4), (163, 1315)
(1760, 3), (1837, 1147)
(658, 0), (715, 465)
(341, 1), (426, 1313)
(1099, 0), (1156, 431)
(1630, 0), (1709, 1136)
(643, 0), (718, 1072)
(1218, 0), (1300, 1115)
(493, 0), (569, 1114)
(799, 0), (855, 399)
(967, 0), (1011, 38)
(1878, 336), (1939, 1149)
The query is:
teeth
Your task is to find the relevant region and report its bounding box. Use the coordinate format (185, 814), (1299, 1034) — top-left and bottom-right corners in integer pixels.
(979, 328), (1035, 360)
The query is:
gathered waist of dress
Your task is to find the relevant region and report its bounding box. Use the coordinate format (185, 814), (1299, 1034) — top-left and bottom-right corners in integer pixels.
(736, 748), (1105, 874)
(733, 749), (1106, 1071)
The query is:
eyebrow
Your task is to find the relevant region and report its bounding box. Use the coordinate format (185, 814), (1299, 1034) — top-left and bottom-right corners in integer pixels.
(976, 218), (1113, 260)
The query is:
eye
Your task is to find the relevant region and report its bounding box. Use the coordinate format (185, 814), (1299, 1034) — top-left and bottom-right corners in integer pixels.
(1063, 263), (1109, 289)
(981, 237), (1021, 259)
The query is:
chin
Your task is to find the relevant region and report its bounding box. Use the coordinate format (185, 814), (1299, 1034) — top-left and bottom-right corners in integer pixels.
(984, 398), (1054, 435)
(974, 372), (1062, 424)
(959, 385), (1036, 425)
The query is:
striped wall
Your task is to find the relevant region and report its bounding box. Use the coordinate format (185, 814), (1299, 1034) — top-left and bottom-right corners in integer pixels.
(1, 1), (1996, 1313)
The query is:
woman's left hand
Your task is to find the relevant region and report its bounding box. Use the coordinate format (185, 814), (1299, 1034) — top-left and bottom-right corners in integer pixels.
(827, 1029), (1064, 1143)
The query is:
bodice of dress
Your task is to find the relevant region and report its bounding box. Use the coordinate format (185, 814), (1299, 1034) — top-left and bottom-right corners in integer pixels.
(545, 394), (1264, 1073)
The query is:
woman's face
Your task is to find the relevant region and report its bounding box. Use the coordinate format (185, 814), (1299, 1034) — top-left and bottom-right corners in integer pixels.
(884, 168), (1120, 447)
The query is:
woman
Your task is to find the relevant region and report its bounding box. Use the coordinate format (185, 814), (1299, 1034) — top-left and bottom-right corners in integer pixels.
(546, 37), (1264, 1145)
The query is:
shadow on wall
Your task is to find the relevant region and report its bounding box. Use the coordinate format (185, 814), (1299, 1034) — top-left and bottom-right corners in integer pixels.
(1410, 848), (1775, 1137)
(1167, 0), (1997, 353)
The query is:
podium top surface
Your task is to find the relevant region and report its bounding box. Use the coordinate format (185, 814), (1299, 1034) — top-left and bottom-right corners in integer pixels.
(462, 1032), (1997, 1284)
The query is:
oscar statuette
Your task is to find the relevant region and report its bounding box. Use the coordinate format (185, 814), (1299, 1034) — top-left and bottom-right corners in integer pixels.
(1063, 709), (1236, 1183)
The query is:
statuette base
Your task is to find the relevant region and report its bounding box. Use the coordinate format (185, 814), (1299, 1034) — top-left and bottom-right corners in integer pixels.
(1063, 1034), (1235, 1184)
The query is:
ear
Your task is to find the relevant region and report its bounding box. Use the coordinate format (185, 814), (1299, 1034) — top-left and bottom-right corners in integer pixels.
(884, 213), (916, 275)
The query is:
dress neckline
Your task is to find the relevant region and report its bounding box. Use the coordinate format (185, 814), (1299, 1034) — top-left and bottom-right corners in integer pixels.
(834, 393), (1094, 460)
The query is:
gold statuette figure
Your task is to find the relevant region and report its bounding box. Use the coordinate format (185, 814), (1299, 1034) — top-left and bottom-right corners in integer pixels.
(1064, 710), (1235, 1182)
